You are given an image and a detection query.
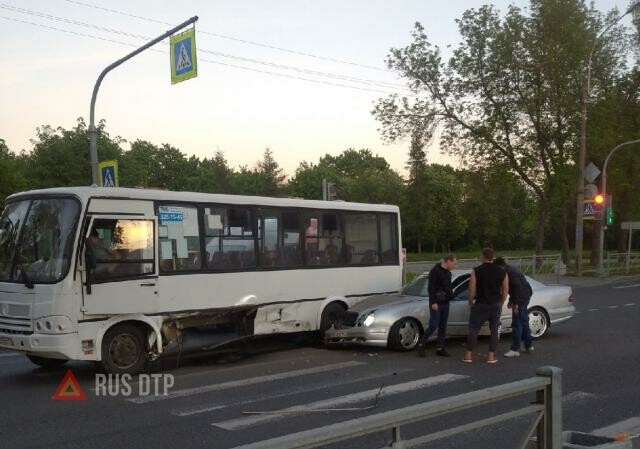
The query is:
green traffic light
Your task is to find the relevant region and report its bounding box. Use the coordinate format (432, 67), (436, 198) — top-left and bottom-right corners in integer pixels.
(607, 208), (614, 225)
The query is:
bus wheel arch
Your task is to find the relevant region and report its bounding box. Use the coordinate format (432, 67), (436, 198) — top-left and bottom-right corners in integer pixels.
(318, 299), (348, 335)
(95, 316), (162, 373)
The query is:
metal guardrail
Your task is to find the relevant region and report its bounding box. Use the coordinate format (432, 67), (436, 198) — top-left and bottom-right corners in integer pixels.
(604, 252), (640, 274)
(507, 255), (564, 277)
(405, 255), (564, 276)
(230, 366), (563, 449)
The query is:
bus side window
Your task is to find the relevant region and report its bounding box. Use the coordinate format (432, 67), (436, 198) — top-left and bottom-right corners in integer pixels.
(304, 213), (343, 266)
(257, 210), (302, 268)
(344, 214), (379, 265)
(158, 205), (202, 272)
(380, 214), (399, 264)
(204, 206), (255, 270)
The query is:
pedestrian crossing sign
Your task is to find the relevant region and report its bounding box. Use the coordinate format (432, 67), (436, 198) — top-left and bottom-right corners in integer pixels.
(583, 199), (599, 220)
(98, 160), (119, 188)
(170, 28), (197, 84)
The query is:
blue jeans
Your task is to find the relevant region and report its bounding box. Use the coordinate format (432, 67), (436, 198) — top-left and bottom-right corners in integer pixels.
(511, 303), (533, 351)
(418, 302), (450, 349)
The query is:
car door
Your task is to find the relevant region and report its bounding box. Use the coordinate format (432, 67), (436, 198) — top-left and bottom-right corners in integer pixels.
(447, 274), (471, 336)
(81, 215), (159, 315)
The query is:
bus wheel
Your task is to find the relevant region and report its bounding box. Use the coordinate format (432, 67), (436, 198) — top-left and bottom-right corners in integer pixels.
(26, 355), (68, 369)
(319, 302), (347, 337)
(101, 324), (148, 375)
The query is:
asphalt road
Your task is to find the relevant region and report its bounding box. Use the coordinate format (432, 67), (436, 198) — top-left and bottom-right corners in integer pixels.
(1, 280), (639, 449)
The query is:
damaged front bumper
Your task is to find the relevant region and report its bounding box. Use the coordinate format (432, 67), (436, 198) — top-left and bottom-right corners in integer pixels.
(324, 325), (389, 348)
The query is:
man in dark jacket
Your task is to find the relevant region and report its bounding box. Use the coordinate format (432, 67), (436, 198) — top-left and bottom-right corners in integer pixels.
(464, 248), (508, 364)
(495, 257), (534, 357)
(416, 254), (458, 358)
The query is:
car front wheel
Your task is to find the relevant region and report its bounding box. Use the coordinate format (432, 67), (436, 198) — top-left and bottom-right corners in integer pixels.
(388, 318), (421, 351)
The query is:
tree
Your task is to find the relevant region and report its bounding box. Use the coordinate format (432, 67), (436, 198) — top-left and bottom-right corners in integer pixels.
(406, 129), (428, 182)
(373, 1), (630, 256)
(587, 66), (640, 253)
(27, 118), (123, 189)
(256, 147), (286, 196)
(197, 150), (234, 194)
(287, 148), (403, 204)
(403, 164), (466, 253)
(287, 161), (340, 200)
(119, 140), (159, 188)
(0, 139), (27, 203)
(461, 166), (534, 251)
(317, 148), (403, 204)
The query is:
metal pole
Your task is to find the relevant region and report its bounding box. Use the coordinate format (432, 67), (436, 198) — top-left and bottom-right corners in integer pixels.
(536, 366), (563, 449)
(322, 178), (327, 201)
(575, 78), (588, 276)
(594, 139), (640, 277)
(627, 229), (632, 274)
(88, 16), (199, 186)
(575, 3), (638, 275)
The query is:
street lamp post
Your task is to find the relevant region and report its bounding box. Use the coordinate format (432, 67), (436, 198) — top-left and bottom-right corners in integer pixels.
(593, 139), (640, 277)
(88, 16), (199, 186)
(575, 0), (640, 276)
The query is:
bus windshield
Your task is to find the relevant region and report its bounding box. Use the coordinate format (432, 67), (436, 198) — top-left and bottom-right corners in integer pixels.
(0, 198), (80, 283)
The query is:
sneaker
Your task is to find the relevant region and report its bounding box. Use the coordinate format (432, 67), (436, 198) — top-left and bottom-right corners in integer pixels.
(417, 344), (426, 358)
(523, 346), (535, 353)
(436, 349), (451, 357)
(504, 350), (520, 357)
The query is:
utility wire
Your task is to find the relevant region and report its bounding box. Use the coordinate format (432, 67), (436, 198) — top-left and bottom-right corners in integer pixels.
(0, 2), (409, 91)
(62, 0), (390, 72)
(0, 14), (411, 97)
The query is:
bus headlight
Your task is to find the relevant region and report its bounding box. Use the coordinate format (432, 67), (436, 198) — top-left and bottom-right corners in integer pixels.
(363, 313), (375, 327)
(34, 316), (73, 334)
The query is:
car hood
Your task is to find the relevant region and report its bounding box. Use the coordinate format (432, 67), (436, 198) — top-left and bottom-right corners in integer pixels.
(351, 294), (422, 313)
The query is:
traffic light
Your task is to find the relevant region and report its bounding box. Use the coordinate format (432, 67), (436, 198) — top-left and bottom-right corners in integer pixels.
(591, 194), (605, 220)
(605, 195), (614, 226)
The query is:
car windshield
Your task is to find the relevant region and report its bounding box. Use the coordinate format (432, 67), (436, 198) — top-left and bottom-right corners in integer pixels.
(0, 198), (80, 283)
(401, 275), (429, 297)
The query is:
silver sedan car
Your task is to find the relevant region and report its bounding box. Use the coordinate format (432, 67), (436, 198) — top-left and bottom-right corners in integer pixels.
(325, 270), (575, 351)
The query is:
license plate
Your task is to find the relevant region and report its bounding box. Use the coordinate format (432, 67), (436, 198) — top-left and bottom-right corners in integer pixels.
(332, 331), (349, 338)
(0, 336), (14, 346)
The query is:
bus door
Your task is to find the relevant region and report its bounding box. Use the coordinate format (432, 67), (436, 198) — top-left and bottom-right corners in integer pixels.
(80, 214), (159, 315)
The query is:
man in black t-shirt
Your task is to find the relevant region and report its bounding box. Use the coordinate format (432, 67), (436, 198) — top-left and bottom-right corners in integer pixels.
(495, 257), (534, 357)
(416, 254), (458, 358)
(464, 248), (508, 364)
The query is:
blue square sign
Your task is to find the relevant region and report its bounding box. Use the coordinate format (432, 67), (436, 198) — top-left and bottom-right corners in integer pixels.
(170, 28), (197, 84)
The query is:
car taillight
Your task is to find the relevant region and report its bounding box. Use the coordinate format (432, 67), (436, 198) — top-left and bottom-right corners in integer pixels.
(568, 292), (574, 303)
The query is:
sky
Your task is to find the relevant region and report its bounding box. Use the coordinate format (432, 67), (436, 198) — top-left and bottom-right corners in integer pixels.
(0, 0), (631, 178)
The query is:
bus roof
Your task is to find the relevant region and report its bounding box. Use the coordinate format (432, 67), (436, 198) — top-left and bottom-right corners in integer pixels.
(7, 187), (400, 213)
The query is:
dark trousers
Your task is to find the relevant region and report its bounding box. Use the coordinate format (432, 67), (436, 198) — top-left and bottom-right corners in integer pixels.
(418, 302), (450, 349)
(466, 303), (501, 353)
(510, 303), (533, 351)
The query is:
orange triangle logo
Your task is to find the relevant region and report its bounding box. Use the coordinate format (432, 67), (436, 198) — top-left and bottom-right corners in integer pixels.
(52, 369), (87, 401)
